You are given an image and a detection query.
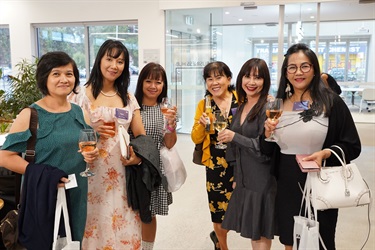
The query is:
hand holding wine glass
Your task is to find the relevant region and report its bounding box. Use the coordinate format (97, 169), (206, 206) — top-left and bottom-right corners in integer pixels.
(79, 129), (97, 177)
(161, 97), (178, 132)
(213, 110), (228, 149)
(265, 98), (283, 142)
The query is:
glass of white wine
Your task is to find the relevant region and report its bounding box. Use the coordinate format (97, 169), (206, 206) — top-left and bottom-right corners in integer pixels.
(78, 129), (97, 177)
(213, 110), (228, 149)
(265, 98), (283, 142)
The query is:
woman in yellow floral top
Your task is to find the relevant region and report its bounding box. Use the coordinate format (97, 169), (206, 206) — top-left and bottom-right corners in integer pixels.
(191, 61), (238, 250)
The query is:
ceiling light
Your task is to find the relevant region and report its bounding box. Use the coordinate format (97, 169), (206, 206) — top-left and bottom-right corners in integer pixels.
(241, 2), (255, 7)
(241, 2), (257, 10)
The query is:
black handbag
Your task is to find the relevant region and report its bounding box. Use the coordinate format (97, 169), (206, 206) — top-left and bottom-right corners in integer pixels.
(0, 107), (37, 250)
(192, 143), (204, 165)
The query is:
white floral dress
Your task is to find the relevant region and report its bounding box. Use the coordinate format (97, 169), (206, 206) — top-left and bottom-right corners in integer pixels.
(70, 89), (141, 250)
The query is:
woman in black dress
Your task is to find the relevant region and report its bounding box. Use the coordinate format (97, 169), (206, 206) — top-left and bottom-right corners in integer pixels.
(191, 61), (238, 250)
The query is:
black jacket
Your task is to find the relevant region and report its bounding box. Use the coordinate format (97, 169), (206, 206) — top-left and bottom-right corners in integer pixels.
(18, 163), (67, 250)
(126, 135), (162, 223)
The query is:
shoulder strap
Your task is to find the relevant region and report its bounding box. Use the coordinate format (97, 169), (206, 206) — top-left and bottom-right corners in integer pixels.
(15, 107), (38, 206)
(25, 107), (38, 163)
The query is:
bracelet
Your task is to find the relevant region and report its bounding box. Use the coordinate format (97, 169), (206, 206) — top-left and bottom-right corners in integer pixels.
(166, 125), (176, 133)
(137, 160), (142, 165)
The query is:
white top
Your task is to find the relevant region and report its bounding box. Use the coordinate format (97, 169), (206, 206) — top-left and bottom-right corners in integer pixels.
(274, 111), (328, 155)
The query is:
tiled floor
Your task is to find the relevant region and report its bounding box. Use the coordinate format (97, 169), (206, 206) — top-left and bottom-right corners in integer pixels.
(154, 118), (375, 249)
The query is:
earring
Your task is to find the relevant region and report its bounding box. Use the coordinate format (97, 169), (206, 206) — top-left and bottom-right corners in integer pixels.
(285, 83), (292, 98)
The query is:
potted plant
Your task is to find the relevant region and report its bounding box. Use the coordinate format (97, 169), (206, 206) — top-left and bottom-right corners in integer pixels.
(0, 58), (41, 134)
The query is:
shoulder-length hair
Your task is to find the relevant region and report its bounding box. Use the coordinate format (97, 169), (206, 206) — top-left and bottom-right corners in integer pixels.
(86, 39), (130, 107)
(36, 51), (80, 96)
(236, 58), (271, 121)
(277, 43), (333, 116)
(203, 61), (235, 96)
(134, 62), (168, 108)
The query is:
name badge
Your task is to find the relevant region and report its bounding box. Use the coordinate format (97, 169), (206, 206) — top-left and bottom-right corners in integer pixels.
(115, 108), (129, 120)
(293, 101), (309, 111)
(231, 107), (238, 116)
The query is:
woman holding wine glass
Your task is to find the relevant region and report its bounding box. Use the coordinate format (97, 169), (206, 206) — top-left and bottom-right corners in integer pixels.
(217, 58), (277, 249)
(69, 39), (146, 249)
(262, 43), (361, 250)
(133, 62), (177, 250)
(191, 61), (238, 250)
(0, 52), (98, 246)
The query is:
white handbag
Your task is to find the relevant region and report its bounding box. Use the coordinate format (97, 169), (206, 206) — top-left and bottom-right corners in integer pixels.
(309, 145), (371, 210)
(160, 146), (187, 192)
(52, 187), (80, 250)
(118, 124), (130, 159)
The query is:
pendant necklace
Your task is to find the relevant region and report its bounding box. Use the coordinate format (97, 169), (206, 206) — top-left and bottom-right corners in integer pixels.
(100, 90), (118, 97)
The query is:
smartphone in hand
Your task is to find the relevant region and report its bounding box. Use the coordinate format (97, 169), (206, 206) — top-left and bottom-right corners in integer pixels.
(296, 154), (320, 172)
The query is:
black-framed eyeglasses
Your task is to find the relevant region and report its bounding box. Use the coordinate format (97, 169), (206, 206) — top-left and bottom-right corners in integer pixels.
(286, 63), (312, 74)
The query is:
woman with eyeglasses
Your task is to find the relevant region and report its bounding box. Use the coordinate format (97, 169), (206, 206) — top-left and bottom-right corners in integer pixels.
(261, 43), (361, 250)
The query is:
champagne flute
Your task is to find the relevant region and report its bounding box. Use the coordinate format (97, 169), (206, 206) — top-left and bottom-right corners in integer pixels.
(78, 129), (97, 177)
(265, 98), (283, 142)
(213, 110), (228, 149)
(204, 96), (212, 132)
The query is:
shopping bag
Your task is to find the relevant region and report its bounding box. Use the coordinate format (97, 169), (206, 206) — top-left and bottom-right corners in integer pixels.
(52, 187), (80, 250)
(293, 215), (320, 250)
(293, 177), (325, 250)
(160, 146), (187, 192)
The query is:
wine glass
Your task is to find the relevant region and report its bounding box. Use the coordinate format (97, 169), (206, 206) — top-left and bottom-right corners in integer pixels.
(161, 97), (171, 131)
(213, 110), (228, 149)
(265, 98), (283, 142)
(78, 129), (97, 177)
(161, 97), (172, 113)
(204, 96), (212, 132)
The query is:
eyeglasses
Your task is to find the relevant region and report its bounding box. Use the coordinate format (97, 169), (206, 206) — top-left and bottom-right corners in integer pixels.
(286, 63), (312, 74)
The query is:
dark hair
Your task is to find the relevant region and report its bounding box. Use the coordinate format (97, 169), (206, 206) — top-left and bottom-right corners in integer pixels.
(277, 43), (333, 116)
(36, 51), (80, 96)
(203, 61), (235, 96)
(86, 39), (130, 107)
(134, 62), (168, 107)
(236, 58), (271, 121)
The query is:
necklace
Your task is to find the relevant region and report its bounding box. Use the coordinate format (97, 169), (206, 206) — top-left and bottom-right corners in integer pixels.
(100, 90), (118, 97)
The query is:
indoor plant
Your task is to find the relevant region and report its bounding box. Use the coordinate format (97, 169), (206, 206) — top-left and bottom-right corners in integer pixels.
(0, 58), (41, 133)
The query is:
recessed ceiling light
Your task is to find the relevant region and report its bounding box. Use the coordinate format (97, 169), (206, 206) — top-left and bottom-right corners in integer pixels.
(225, 11), (230, 15)
(310, 15), (315, 19)
(238, 18), (243, 21)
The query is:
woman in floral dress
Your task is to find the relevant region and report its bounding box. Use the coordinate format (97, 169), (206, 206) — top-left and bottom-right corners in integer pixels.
(191, 61), (238, 250)
(69, 39), (145, 249)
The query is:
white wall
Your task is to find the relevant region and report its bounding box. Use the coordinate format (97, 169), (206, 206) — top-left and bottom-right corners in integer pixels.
(0, 0), (165, 69)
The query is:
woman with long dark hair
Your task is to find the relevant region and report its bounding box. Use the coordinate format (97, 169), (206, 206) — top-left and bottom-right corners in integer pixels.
(262, 43), (361, 250)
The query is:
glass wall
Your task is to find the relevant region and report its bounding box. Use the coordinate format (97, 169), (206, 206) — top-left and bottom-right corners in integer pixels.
(35, 22), (139, 92)
(0, 26), (11, 92)
(166, 3), (375, 133)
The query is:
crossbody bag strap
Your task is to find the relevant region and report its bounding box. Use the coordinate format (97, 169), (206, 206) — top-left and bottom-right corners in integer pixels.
(25, 107), (38, 163)
(15, 107), (38, 206)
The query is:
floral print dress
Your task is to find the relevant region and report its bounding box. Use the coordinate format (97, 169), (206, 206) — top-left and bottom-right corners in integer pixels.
(70, 89), (141, 250)
(206, 95), (238, 223)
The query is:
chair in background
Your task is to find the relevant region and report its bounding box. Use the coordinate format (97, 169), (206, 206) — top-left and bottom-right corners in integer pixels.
(359, 88), (375, 112)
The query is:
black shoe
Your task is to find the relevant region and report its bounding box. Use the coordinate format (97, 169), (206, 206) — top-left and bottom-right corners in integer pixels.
(209, 231), (220, 250)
